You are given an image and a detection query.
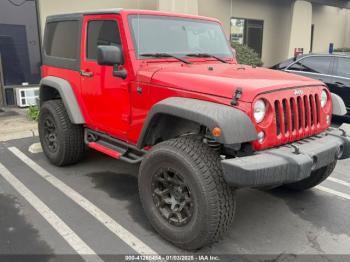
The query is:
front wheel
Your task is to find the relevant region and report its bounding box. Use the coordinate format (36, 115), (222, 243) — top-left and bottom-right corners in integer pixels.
(283, 161), (337, 191)
(138, 136), (236, 250)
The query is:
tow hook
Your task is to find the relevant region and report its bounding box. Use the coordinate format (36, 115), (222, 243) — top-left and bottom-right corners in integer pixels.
(290, 144), (301, 155)
(339, 128), (347, 137)
(231, 87), (243, 106)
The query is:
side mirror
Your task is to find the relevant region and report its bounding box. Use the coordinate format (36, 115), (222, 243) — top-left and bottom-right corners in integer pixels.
(97, 45), (127, 79)
(97, 45), (123, 66)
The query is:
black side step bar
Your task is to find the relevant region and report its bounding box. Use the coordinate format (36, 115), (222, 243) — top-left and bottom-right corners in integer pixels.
(84, 129), (145, 164)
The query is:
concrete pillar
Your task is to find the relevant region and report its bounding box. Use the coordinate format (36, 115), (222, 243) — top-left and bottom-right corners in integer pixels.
(345, 10), (350, 47)
(288, 0), (312, 57)
(157, 0), (198, 15)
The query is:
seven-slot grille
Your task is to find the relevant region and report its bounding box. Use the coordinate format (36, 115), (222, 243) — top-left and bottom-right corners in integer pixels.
(274, 94), (320, 137)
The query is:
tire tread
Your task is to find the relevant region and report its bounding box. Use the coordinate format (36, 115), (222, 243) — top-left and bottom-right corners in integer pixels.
(142, 136), (235, 249)
(39, 100), (84, 166)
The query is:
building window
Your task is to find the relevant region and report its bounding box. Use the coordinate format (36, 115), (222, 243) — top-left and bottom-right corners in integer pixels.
(230, 18), (264, 57)
(87, 20), (121, 61)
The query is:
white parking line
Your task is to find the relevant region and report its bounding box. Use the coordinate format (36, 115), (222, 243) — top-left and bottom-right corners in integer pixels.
(316, 186), (350, 201)
(328, 177), (350, 188)
(0, 162), (101, 262)
(8, 147), (159, 256)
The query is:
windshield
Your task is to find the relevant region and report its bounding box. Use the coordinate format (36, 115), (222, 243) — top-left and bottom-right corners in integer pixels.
(128, 15), (233, 59)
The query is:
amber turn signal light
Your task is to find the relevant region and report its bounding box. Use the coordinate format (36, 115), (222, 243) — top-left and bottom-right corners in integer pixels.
(212, 127), (222, 137)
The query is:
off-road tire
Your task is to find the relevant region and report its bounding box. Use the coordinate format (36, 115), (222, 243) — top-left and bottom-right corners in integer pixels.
(138, 136), (236, 250)
(284, 161), (337, 191)
(39, 100), (85, 166)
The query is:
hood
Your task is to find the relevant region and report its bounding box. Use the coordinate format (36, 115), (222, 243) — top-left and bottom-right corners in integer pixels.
(139, 62), (324, 102)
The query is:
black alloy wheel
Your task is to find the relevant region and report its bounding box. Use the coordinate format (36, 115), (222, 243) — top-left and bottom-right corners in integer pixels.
(43, 116), (58, 153)
(152, 168), (194, 226)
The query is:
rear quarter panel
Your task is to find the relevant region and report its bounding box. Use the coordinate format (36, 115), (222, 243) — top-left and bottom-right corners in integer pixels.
(41, 66), (90, 123)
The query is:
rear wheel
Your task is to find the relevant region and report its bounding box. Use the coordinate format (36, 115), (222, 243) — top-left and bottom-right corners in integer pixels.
(283, 161), (337, 191)
(39, 100), (85, 166)
(138, 136), (236, 250)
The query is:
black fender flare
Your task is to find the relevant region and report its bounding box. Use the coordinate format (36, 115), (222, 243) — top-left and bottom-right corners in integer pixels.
(40, 76), (85, 124)
(137, 97), (257, 148)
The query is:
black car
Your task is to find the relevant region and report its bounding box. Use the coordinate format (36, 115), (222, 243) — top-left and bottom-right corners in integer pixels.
(272, 54), (350, 116)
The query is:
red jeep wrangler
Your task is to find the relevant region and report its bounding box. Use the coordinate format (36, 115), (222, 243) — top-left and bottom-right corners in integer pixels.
(39, 9), (350, 250)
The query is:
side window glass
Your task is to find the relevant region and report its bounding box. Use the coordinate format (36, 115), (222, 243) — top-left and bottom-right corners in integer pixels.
(289, 57), (331, 74)
(45, 21), (79, 59)
(86, 20), (121, 60)
(336, 58), (350, 78)
(288, 61), (307, 72)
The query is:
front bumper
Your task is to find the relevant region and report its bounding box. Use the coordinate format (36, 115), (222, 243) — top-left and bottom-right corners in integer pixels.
(222, 124), (350, 188)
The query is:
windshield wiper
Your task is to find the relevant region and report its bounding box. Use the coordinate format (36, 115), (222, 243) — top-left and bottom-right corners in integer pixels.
(139, 53), (191, 64)
(186, 53), (228, 63)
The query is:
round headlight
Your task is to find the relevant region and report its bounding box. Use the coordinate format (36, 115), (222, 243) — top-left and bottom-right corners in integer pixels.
(321, 90), (328, 108)
(254, 99), (266, 124)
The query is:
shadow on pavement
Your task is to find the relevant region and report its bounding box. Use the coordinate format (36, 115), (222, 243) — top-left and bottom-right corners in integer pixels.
(268, 187), (350, 237)
(87, 171), (153, 231)
(0, 194), (54, 258)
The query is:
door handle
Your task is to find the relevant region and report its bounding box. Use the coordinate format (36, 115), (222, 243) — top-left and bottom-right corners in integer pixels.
(334, 81), (346, 88)
(80, 70), (94, 77)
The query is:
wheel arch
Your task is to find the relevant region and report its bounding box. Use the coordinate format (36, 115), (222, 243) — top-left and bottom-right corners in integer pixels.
(40, 76), (85, 124)
(137, 97), (257, 148)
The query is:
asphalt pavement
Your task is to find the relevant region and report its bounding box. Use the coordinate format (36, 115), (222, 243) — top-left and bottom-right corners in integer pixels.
(1, 135), (350, 262)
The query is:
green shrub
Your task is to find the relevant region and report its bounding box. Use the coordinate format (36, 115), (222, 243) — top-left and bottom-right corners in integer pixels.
(334, 47), (350, 53)
(231, 42), (263, 67)
(27, 105), (40, 121)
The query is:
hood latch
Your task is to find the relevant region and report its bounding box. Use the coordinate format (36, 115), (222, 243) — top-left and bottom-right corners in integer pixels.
(231, 87), (243, 106)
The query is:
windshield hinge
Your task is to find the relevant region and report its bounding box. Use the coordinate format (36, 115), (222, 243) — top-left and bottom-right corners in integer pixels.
(231, 87), (243, 106)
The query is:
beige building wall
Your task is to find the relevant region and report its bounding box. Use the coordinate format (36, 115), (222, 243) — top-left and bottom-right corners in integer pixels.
(312, 4), (350, 52)
(37, 0), (157, 33)
(346, 11), (350, 47)
(198, 0), (293, 67)
(38, 0), (294, 66)
(158, 0), (198, 15)
(37, 0), (350, 66)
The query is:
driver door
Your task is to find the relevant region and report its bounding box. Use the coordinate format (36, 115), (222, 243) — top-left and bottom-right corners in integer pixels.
(80, 15), (130, 140)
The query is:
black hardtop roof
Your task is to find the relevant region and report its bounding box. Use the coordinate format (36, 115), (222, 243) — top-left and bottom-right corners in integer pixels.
(46, 8), (123, 22)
